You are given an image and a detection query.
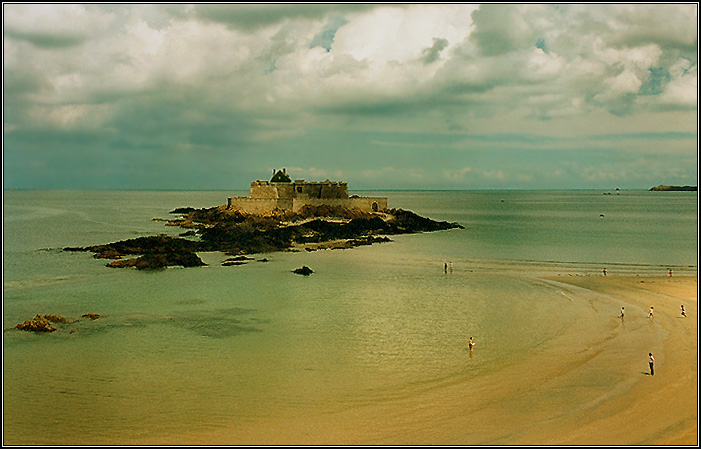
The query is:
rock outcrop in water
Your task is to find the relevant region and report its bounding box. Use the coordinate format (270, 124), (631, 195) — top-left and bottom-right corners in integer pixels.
(65, 235), (206, 270)
(65, 204), (464, 270)
(292, 266), (314, 276)
(16, 314), (71, 332)
(15, 313), (101, 333)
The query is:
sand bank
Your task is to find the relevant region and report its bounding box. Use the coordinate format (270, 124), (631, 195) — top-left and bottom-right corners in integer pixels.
(138, 275), (697, 446)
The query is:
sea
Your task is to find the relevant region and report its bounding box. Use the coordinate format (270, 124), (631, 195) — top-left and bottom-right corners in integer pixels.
(2, 189), (698, 444)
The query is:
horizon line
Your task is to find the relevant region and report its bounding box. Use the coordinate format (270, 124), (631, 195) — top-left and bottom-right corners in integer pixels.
(4, 186), (698, 193)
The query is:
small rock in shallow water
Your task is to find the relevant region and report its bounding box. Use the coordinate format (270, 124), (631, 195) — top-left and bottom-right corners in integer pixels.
(292, 266), (314, 276)
(16, 315), (58, 332)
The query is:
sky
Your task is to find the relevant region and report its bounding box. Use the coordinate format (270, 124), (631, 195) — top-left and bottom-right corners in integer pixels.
(3, 3), (698, 190)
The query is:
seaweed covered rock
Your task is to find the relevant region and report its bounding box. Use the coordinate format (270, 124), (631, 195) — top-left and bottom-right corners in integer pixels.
(67, 235), (206, 270)
(385, 208), (464, 233)
(106, 251), (206, 270)
(16, 314), (66, 332)
(16, 313), (101, 332)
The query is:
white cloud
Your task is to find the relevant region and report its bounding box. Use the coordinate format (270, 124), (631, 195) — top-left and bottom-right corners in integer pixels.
(333, 5), (475, 66)
(284, 166), (343, 180)
(656, 59), (697, 108)
(443, 167), (473, 182)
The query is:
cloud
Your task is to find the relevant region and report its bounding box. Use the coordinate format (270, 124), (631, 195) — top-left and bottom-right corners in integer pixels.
(2, 4), (697, 190)
(443, 167), (472, 182)
(420, 38), (449, 65)
(469, 4), (544, 56)
(283, 166), (343, 181)
(193, 4), (377, 32)
(309, 15), (348, 51)
(3, 28), (87, 48)
(439, 4), (698, 118)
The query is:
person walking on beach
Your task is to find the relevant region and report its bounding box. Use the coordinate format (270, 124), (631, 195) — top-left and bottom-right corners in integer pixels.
(619, 307), (625, 319)
(444, 262), (447, 273)
(603, 267), (607, 276)
(468, 337), (475, 351)
(681, 305), (687, 318)
(669, 269), (673, 277)
(648, 306), (654, 320)
(649, 353), (655, 376)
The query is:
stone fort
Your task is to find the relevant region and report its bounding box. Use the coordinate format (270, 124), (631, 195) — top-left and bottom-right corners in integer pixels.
(227, 169), (388, 214)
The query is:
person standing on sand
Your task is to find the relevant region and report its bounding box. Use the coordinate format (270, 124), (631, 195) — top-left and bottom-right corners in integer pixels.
(648, 306), (654, 320)
(669, 269), (673, 277)
(603, 268), (607, 276)
(681, 305), (686, 318)
(649, 353), (655, 376)
(620, 307), (625, 319)
(468, 337), (475, 351)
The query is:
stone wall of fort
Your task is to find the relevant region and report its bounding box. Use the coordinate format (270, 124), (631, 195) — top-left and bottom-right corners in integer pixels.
(295, 197), (387, 212)
(249, 182), (279, 199)
(294, 181), (348, 199)
(249, 180), (349, 200)
(226, 196), (387, 214)
(227, 198), (293, 214)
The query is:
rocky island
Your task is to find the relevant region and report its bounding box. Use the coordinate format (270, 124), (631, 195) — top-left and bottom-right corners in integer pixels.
(64, 170), (464, 270)
(649, 185), (697, 191)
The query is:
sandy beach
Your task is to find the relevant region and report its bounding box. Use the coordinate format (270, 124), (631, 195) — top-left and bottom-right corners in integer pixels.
(529, 274), (698, 445)
(135, 273), (697, 446)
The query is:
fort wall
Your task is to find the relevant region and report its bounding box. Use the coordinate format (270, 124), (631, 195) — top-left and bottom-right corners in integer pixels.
(250, 180), (349, 200)
(226, 196), (387, 214)
(227, 198), (293, 214)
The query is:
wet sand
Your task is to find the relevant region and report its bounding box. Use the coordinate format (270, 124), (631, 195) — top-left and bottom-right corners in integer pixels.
(138, 274), (697, 445)
(529, 274), (698, 445)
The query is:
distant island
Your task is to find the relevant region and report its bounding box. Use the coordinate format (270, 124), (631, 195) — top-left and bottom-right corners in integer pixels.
(65, 170), (464, 270)
(649, 185), (697, 191)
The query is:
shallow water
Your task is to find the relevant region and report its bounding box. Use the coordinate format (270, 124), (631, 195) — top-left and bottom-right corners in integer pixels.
(3, 189), (697, 444)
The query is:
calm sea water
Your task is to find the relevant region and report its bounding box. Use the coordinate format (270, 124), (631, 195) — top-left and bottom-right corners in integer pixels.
(3, 189), (697, 444)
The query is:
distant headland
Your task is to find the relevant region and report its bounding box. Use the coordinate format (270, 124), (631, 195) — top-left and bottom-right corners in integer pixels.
(649, 185), (697, 191)
(65, 170), (463, 270)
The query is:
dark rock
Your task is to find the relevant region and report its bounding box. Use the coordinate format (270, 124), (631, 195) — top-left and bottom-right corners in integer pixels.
(226, 255), (254, 261)
(68, 235), (206, 270)
(170, 207), (196, 214)
(81, 313), (101, 320)
(106, 251), (206, 269)
(293, 266), (314, 276)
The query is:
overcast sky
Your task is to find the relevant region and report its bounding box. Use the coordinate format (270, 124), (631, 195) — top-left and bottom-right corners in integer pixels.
(3, 4), (698, 190)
